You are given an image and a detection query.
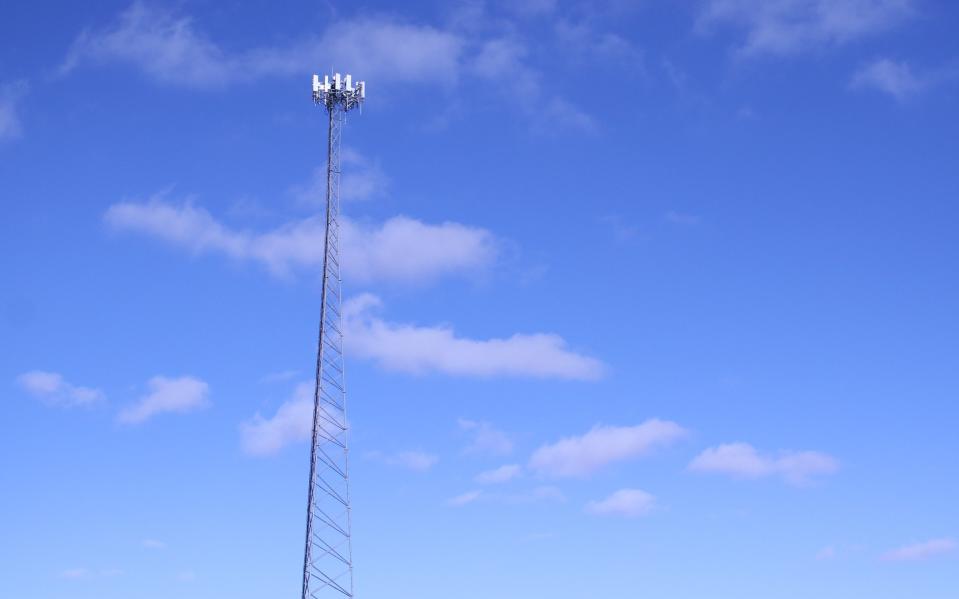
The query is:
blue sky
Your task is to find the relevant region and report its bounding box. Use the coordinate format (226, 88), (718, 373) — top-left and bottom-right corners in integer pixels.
(2, 1), (958, 597)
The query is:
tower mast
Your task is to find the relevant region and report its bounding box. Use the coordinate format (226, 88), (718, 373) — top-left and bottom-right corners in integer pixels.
(302, 72), (365, 599)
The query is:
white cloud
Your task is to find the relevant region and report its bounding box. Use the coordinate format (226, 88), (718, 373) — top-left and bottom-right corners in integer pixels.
(849, 58), (959, 102)
(448, 490), (482, 506)
(542, 97), (597, 134)
(177, 570), (197, 582)
(586, 488), (656, 518)
(504, 0), (558, 17)
(0, 80), (28, 141)
(458, 419), (514, 456)
(373, 450), (440, 472)
(60, 4), (598, 132)
(688, 442), (839, 486)
(447, 486), (560, 507)
(881, 538), (956, 562)
(259, 369), (299, 383)
(142, 539), (166, 550)
(292, 149), (390, 206)
(58, 567), (123, 580)
(60, 2), (231, 87)
(852, 58), (920, 99)
(529, 419), (688, 478)
(240, 382), (313, 456)
(475, 464), (523, 484)
(344, 294), (605, 380)
(473, 38), (532, 82)
(60, 3), (463, 88)
(470, 36), (594, 133)
(286, 18), (463, 87)
(664, 211), (702, 226)
(698, 0), (915, 56)
(554, 20), (642, 67)
(104, 196), (497, 283)
(815, 545), (840, 560)
(118, 376), (209, 424)
(60, 568), (90, 579)
(342, 217), (496, 284)
(16, 370), (104, 407)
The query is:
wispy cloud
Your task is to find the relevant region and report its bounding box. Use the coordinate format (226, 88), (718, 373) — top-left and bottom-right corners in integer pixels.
(16, 370), (104, 408)
(142, 539), (167, 550)
(259, 369), (299, 384)
(851, 58), (922, 100)
(850, 57), (958, 101)
(447, 486), (564, 507)
(529, 419), (688, 478)
(881, 538), (956, 562)
(688, 442), (839, 486)
(697, 0), (916, 56)
(60, 3), (463, 88)
(342, 217), (496, 284)
(370, 450), (440, 472)
(105, 195), (497, 283)
(344, 294), (606, 380)
(117, 376), (209, 424)
(475, 464), (523, 484)
(292, 149), (390, 205)
(664, 211), (702, 226)
(458, 419), (514, 456)
(59, 568), (90, 580)
(240, 382), (313, 456)
(599, 215), (641, 243)
(61, 3), (597, 132)
(816, 546), (837, 560)
(470, 36), (595, 133)
(504, 0), (558, 17)
(59, 568), (122, 580)
(0, 80), (28, 141)
(177, 570), (197, 582)
(554, 20), (642, 68)
(448, 490), (482, 507)
(541, 97), (597, 133)
(585, 488), (656, 518)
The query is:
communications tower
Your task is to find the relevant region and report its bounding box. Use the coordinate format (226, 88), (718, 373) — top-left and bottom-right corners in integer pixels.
(301, 72), (365, 599)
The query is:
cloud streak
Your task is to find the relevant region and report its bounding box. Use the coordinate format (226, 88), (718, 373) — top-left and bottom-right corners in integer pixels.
(475, 464), (523, 484)
(529, 419), (687, 478)
(698, 0), (915, 56)
(16, 370), (104, 408)
(851, 58), (923, 100)
(881, 538), (956, 562)
(448, 490), (482, 507)
(104, 195), (497, 283)
(0, 80), (28, 141)
(586, 488), (656, 518)
(118, 376), (209, 424)
(459, 419), (514, 456)
(60, 3), (463, 88)
(60, 3), (595, 131)
(344, 294), (605, 380)
(292, 150), (390, 205)
(850, 57), (959, 101)
(688, 442), (839, 486)
(470, 36), (595, 133)
(372, 450), (440, 472)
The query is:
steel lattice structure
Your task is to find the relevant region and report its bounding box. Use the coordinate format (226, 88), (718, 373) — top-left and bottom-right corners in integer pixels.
(302, 72), (365, 599)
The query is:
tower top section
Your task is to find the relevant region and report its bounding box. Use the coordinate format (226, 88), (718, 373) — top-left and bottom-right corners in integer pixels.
(313, 72), (365, 111)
